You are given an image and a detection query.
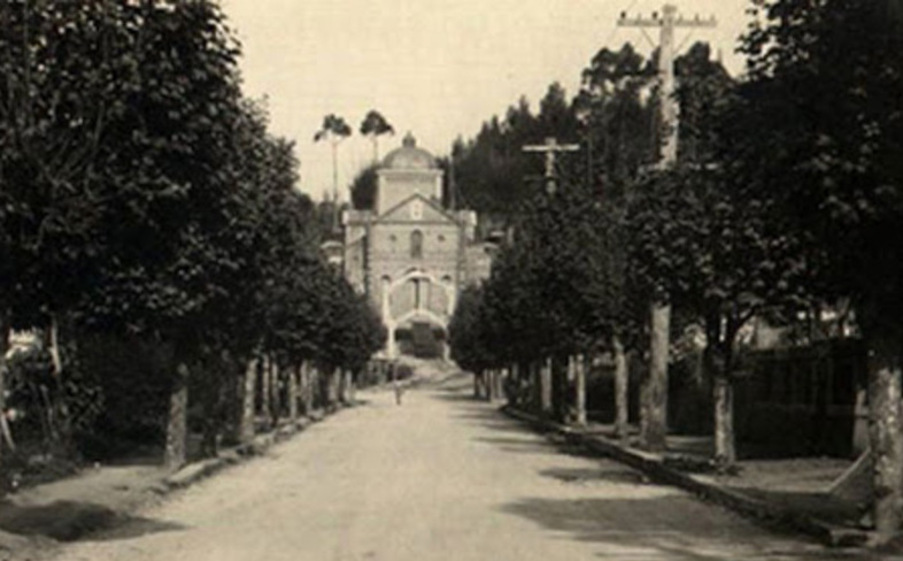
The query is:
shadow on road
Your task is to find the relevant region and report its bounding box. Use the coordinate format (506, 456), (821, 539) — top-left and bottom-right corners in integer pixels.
(473, 437), (562, 456)
(539, 466), (646, 486)
(498, 496), (861, 561)
(0, 499), (185, 542)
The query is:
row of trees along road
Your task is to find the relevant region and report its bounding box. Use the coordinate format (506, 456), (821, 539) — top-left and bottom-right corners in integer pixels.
(449, 0), (903, 543)
(0, 0), (385, 476)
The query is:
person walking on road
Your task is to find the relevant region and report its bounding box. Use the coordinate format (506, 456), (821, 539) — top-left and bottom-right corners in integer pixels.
(393, 376), (404, 405)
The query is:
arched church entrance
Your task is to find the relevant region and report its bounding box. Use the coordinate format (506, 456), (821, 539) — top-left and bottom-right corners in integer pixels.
(380, 268), (455, 359)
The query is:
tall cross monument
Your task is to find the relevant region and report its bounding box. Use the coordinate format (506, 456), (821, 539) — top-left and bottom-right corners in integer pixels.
(523, 136), (580, 194)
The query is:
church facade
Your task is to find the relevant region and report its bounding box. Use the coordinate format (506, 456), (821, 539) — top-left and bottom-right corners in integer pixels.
(342, 134), (489, 359)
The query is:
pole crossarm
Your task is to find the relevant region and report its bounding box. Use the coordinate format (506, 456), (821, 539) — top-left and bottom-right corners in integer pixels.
(617, 4), (717, 166)
(617, 14), (716, 28)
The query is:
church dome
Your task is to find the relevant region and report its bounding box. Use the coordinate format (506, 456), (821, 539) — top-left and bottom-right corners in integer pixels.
(382, 133), (436, 170)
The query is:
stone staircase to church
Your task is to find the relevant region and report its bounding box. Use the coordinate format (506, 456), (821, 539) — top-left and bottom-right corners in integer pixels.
(411, 322), (440, 358)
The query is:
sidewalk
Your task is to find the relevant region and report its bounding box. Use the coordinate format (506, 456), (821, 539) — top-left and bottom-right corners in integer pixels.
(503, 406), (872, 548)
(0, 407), (340, 561)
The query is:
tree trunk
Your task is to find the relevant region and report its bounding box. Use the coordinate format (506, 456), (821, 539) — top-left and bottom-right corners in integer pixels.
(312, 366), (323, 410)
(552, 357), (570, 423)
(239, 357), (257, 444)
(346, 370), (354, 403)
(199, 359), (222, 459)
(341, 369), (353, 404)
(473, 371), (482, 399)
(301, 362), (313, 415)
(613, 335), (629, 439)
(269, 356), (281, 425)
(0, 317), (14, 460)
(46, 314), (73, 453)
(642, 303), (670, 452)
(868, 343), (903, 542)
(541, 358), (553, 416)
(260, 354), (271, 427)
(713, 375), (736, 466)
(575, 354), (587, 427)
(530, 362), (541, 412)
(328, 368), (339, 407)
(337, 368), (347, 404)
(510, 363), (521, 406)
(288, 364), (299, 420)
(165, 363), (189, 470)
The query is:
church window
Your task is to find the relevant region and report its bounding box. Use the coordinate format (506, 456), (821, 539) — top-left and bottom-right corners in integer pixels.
(410, 230), (423, 259)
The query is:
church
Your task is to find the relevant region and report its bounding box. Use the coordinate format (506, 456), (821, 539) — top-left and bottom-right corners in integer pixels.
(341, 133), (492, 359)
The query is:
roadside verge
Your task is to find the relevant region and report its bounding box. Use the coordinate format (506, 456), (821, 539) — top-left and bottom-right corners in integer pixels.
(0, 404), (350, 560)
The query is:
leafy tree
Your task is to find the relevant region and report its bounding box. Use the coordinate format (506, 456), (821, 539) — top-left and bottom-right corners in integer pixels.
(572, 43), (657, 198)
(350, 164), (378, 210)
(628, 163), (811, 466)
(732, 0), (903, 538)
(0, 0), (253, 461)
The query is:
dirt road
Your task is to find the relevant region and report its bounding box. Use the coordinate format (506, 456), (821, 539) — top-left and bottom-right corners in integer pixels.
(51, 366), (887, 561)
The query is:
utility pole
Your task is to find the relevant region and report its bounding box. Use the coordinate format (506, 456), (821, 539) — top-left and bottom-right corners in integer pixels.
(523, 136), (580, 195)
(619, 5), (716, 165)
(618, 4), (716, 452)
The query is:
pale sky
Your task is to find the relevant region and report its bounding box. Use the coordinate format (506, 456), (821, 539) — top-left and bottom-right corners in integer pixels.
(218, 0), (753, 201)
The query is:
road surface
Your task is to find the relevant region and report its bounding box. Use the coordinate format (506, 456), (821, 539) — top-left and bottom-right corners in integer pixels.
(53, 365), (887, 561)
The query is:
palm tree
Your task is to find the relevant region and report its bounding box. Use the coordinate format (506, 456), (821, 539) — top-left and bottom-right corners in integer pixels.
(314, 114), (353, 206)
(359, 110), (394, 163)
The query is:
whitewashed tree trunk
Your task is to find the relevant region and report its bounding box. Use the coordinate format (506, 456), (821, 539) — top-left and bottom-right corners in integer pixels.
(642, 304), (670, 452)
(613, 336), (629, 439)
(0, 319), (14, 459)
(165, 363), (189, 470)
(328, 368), (339, 407)
(301, 362), (313, 415)
(239, 357), (257, 444)
(288, 364), (299, 420)
(575, 354), (587, 426)
(260, 354), (271, 426)
(271, 356), (282, 424)
(713, 375), (736, 465)
(348, 370), (357, 403)
(868, 343), (903, 542)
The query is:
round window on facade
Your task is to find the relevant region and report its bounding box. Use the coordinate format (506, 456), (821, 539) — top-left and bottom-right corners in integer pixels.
(437, 234), (445, 243)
